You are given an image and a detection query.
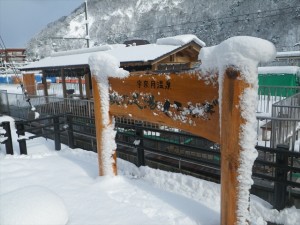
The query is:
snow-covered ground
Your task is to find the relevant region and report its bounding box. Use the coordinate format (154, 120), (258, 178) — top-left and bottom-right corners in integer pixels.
(0, 115), (300, 225)
(1, 35), (300, 224)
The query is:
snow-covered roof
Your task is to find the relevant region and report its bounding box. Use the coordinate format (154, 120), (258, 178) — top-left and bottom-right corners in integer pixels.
(156, 34), (206, 47)
(21, 34), (204, 71)
(258, 66), (300, 75)
(21, 44), (178, 70)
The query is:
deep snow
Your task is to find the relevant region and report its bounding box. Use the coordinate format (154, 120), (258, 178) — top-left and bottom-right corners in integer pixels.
(0, 115), (300, 225)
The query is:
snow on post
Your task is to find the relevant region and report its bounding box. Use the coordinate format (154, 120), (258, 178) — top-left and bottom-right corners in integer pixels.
(199, 36), (276, 225)
(88, 52), (129, 176)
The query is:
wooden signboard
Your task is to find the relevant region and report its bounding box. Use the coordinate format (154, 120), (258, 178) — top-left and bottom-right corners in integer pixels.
(109, 72), (220, 143)
(92, 68), (251, 225)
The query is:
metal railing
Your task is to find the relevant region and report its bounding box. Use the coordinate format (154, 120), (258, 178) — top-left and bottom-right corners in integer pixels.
(0, 83), (86, 97)
(2, 86), (300, 150)
(257, 85), (300, 114)
(0, 92), (94, 119)
(271, 93), (300, 149)
(2, 84), (300, 115)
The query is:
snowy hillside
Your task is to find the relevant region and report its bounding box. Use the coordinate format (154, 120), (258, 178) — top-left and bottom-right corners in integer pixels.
(26, 0), (300, 59)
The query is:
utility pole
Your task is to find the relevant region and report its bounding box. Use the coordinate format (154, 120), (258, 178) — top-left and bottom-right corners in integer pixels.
(84, 0), (90, 48)
(50, 1), (90, 48)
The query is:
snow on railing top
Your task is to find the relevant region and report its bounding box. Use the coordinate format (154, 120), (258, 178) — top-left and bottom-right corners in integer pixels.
(258, 66), (300, 75)
(277, 50), (300, 58)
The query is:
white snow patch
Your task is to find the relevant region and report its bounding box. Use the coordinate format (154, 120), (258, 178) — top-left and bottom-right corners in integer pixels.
(157, 34), (206, 47)
(258, 66), (299, 75)
(89, 52), (129, 79)
(277, 51), (300, 58)
(199, 36), (276, 84)
(0, 186), (68, 225)
(51, 45), (116, 57)
(0, 124), (299, 225)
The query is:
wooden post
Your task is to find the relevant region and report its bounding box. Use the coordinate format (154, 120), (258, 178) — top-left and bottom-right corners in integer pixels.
(61, 69), (67, 99)
(22, 73), (36, 96)
(92, 76), (117, 176)
(85, 73), (91, 99)
(1, 121), (14, 155)
(41, 71), (48, 97)
(78, 76), (83, 99)
(220, 67), (250, 225)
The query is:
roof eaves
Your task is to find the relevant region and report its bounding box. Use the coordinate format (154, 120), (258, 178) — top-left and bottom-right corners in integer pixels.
(151, 41), (201, 65)
(20, 64), (89, 71)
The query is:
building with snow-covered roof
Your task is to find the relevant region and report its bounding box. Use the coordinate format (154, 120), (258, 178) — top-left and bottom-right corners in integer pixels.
(20, 34), (205, 99)
(263, 51), (300, 67)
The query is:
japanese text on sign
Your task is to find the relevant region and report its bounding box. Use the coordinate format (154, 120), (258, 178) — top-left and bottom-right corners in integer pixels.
(137, 80), (171, 89)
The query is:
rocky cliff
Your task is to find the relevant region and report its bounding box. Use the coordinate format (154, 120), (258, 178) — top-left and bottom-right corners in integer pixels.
(26, 0), (300, 60)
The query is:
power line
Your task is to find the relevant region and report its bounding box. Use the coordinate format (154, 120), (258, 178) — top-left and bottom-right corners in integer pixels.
(123, 6), (299, 39)
(134, 6), (296, 33)
(45, 5), (299, 46)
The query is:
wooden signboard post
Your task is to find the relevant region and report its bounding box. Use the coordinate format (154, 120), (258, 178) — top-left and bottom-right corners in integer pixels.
(92, 68), (249, 225)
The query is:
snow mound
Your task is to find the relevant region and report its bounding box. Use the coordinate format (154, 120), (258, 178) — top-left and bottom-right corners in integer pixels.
(89, 52), (129, 80)
(0, 186), (68, 225)
(156, 34), (206, 47)
(199, 36), (276, 83)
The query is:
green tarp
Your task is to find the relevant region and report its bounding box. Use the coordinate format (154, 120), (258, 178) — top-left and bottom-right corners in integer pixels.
(258, 73), (299, 97)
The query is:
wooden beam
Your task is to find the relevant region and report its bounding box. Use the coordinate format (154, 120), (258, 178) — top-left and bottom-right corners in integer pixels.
(220, 67), (250, 225)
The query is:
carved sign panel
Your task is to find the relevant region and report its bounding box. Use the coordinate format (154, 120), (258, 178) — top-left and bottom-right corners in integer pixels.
(109, 72), (220, 143)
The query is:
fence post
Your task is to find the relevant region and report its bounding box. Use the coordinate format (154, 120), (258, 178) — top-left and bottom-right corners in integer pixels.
(135, 123), (145, 167)
(53, 116), (61, 151)
(274, 144), (289, 210)
(5, 90), (10, 116)
(15, 121), (27, 155)
(66, 113), (74, 149)
(1, 121), (14, 155)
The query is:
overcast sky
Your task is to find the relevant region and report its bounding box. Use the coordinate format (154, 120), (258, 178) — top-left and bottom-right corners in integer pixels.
(0, 0), (83, 48)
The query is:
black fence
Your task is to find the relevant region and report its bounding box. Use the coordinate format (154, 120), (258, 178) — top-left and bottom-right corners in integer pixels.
(0, 114), (69, 155)
(1, 113), (300, 210)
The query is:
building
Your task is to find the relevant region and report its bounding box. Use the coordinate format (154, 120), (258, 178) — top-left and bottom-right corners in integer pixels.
(20, 34), (205, 99)
(0, 48), (27, 66)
